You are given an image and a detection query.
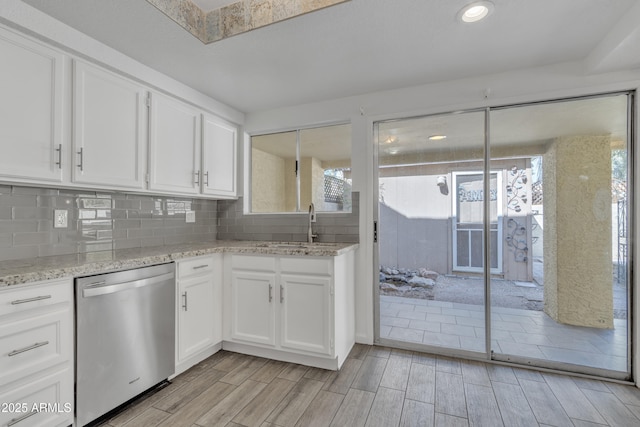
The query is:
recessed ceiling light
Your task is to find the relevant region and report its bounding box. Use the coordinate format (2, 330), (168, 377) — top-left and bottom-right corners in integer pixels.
(458, 1), (494, 23)
(428, 135), (447, 141)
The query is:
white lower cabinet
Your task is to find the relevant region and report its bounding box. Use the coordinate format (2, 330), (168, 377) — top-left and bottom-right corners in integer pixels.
(0, 278), (74, 427)
(226, 253), (355, 370)
(230, 270), (276, 346)
(175, 255), (222, 374)
(279, 274), (332, 355)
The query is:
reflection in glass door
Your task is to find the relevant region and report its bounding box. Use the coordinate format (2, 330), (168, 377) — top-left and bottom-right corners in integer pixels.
(375, 92), (632, 379)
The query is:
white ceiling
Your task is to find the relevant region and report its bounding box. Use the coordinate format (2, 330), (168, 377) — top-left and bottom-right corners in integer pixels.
(20, 0), (640, 114)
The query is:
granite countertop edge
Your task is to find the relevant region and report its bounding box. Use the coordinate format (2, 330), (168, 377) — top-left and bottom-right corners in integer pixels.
(0, 241), (359, 287)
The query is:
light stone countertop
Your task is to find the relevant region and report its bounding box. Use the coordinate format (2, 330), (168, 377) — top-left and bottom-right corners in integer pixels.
(0, 240), (359, 287)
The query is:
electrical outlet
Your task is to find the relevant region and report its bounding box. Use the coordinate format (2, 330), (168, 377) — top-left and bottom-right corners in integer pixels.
(54, 209), (68, 228)
(185, 211), (196, 223)
(311, 213), (317, 222)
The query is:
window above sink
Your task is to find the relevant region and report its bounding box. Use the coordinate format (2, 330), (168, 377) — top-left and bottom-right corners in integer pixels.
(250, 123), (352, 214)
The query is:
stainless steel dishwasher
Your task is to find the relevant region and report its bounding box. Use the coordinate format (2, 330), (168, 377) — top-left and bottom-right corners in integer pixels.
(75, 263), (175, 426)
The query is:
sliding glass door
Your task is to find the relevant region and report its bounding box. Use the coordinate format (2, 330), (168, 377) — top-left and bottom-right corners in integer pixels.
(375, 92), (633, 379)
(376, 110), (487, 356)
(488, 94), (631, 377)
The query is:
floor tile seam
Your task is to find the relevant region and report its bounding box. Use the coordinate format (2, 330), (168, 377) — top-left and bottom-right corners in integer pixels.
(152, 378), (239, 417)
(539, 375), (608, 425)
(231, 378), (297, 426)
(265, 380), (323, 427)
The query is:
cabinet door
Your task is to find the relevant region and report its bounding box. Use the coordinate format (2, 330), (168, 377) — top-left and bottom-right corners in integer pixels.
(73, 61), (146, 189)
(280, 274), (332, 355)
(230, 271), (276, 346)
(0, 29), (65, 184)
(177, 275), (215, 362)
(202, 114), (237, 197)
(149, 92), (201, 194)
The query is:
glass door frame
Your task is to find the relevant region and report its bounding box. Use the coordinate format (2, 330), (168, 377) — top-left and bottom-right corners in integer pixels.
(373, 93), (635, 381)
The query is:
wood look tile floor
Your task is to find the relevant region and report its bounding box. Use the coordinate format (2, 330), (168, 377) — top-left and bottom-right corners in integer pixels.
(101, 345), (640, 427)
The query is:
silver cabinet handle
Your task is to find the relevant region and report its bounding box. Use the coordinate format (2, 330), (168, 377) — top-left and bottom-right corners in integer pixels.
(55, 144), (62, 169)
(11, 295), (52, 305)
(194, 170), (200, 185)
(8, 411), (38, 426)
(192, 265), (209, 270)
(182, 292), (188, 311)
(204, 171), (209, 186)
(280, 285), (284, 303)
(268, 284), (273, 302)
(8, 341), (49, 357)
(77, 147), (84, 171)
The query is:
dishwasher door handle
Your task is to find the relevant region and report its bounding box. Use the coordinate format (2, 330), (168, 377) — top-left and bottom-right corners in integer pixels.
(82, 272), (175, 298)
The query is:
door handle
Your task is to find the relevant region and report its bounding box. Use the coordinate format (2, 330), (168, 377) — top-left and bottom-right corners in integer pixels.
(182, 291), (188, 311)
(8, 410), (39, 426)
(280, 285), (284, 303)
(194, 170), (200, 186)
(77, 147), (84, 171)
(82, 272), (174, 297)
(8, 341), (49, 357)
(11, 295), (52, 305)
(268, 284), (273, 302)
(55, 144), (62, 169)
(204, 171), (209, 186)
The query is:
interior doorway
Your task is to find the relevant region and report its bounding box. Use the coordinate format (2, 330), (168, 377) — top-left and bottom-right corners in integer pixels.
(374, 92), (633, 380)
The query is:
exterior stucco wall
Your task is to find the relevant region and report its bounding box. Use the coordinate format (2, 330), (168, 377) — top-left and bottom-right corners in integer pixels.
(251, 147), (286, 212)
(544, 135), (613, 328)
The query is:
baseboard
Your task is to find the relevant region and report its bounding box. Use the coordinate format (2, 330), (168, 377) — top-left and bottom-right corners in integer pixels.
(171, 342), (222, 378)
(222, 341), (340, 370)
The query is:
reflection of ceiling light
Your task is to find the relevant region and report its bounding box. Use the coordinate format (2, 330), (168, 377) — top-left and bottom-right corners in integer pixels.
(428, 135), (447, 141)
(458, 1), (494, 23)
(388, 149), (399, 155)
(384, 136), (398, 144)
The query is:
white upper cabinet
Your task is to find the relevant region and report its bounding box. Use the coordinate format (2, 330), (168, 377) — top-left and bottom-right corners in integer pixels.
(0, 29), (65, 184)
(149, 92), (201, 195)
(72, 61), (146, 189)
(202, 113), (237, 198)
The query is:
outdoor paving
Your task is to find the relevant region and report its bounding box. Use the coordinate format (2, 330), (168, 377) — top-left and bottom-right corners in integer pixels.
(380, 295), (628, 373)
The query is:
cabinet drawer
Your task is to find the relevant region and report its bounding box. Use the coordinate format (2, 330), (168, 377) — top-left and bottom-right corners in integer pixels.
(0, 278), (71, 318)
(178, 256), (214, 279)
(0, 309), (72, 386)
(231, 255), (276, 272)
(0, 367), (73, 427)
(280, 257), (332, 276)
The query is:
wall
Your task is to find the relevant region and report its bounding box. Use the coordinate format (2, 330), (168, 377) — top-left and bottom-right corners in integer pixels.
(251, 147), (286, 212)
(217, 192), (359, 243)
(543, 135), (614, 328)
(0, 185), (217, 261)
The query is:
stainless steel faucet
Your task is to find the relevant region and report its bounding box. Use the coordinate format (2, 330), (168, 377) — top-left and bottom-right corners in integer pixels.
(308, 203), (318, 243)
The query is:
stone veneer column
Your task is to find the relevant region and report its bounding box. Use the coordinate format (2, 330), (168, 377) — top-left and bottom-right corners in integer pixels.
(543, 135), (613, 329)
